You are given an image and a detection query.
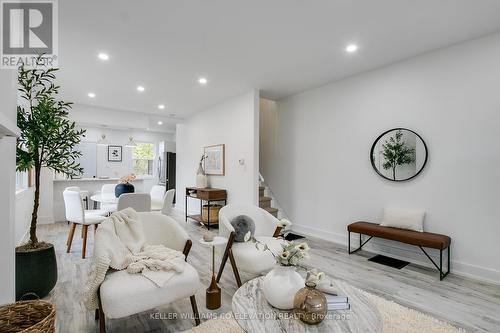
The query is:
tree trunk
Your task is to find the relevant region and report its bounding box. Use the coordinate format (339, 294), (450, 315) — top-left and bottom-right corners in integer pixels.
(392, 165), (396, 180)
(29, 165), (41, 245)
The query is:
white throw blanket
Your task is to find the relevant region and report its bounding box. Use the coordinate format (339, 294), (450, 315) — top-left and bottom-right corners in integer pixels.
(84, 208), (186, 309)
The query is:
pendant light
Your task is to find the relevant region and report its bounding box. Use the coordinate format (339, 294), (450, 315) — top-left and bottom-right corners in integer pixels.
(97, 134), (108, 146)
(125, 136), (137, 148)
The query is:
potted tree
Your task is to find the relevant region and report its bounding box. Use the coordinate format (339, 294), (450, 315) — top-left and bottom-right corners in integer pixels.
(15, 60), (85, 300)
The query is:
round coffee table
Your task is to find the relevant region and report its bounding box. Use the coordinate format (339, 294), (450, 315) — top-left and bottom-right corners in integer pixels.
(232, 277), (382, 332)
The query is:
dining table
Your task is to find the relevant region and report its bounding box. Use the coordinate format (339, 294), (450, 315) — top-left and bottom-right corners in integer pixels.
(90, 194), (119, 204)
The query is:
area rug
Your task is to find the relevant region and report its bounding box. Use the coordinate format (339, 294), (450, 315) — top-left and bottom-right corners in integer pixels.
(183, 290), (465, 333)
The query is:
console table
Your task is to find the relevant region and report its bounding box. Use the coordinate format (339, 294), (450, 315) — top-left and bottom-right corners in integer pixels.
(185, 187), (227, 230)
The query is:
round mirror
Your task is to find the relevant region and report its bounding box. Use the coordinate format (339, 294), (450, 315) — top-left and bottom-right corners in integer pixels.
(370, 128), (428, 182)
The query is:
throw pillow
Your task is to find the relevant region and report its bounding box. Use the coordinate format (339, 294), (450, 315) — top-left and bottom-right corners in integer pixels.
(380, 208), (425, 232)
(230, 215), (256, 242)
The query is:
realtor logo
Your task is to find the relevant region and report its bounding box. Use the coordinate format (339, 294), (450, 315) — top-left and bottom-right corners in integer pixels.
(1, 0), (58, 69)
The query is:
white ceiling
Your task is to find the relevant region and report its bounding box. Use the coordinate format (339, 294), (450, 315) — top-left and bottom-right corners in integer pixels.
(58, 0), (500, 118)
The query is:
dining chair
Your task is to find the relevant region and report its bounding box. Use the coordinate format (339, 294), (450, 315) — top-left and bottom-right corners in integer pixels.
(65, 186), (90, 209)
(100, 184), (118, 213)
(63, 190), (106, 259)
(117, 193), (151, 212)
(150, 185), (166, 211)
(65, 186), (108, 217)
(161, 189), (176, 216)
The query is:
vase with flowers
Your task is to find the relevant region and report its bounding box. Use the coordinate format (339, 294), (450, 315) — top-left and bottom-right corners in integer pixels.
(115, 173), (136, 197)
(251, 234), (310, 309)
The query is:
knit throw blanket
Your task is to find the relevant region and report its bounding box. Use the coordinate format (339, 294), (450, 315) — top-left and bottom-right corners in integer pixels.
(84, 208), (186, 309)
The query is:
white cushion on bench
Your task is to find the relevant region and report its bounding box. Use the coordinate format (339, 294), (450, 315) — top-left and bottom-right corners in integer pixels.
(380, 208), (425, 232)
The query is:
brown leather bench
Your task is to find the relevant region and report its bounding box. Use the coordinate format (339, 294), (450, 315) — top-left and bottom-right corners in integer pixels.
(347, 221), (451, 280)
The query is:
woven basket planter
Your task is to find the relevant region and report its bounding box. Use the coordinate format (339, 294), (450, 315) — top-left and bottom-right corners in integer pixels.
(201, 204), (222, 223)
(0, 300), (55, 332)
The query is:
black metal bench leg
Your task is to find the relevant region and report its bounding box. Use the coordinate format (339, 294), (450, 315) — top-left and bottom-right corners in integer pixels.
(348, 232), (372, 254)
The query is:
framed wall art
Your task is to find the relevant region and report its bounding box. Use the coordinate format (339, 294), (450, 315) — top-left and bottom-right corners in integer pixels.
(204, 144), (225, 175)
(108, 145), (123, 162)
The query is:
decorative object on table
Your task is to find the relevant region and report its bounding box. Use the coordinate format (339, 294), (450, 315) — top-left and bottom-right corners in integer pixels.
(230, 215), (256, 242)
(294, 270), (327, 325)
(185, 187), (227, 230)
(203, 144), (225, 175)
(115, 173), (136, 197)
(196, 154), (208, 188)
(0, 299), (56, 332)
(15, 57), (86, 300)
(254, 239), (310, 309)
(203, 232), (215, 242)
(199, 236), (228, 310)
(107, 145), (123, 162)
(370, 128), (427, 181)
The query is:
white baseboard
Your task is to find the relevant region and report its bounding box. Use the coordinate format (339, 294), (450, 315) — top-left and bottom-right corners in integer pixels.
(292, 223), (500, 285)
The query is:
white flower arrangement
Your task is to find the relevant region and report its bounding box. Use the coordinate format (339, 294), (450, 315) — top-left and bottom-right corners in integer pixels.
(250, 236), (311, 267)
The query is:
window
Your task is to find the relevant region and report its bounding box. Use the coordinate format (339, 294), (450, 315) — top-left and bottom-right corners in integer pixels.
(133, 143), (155, 176)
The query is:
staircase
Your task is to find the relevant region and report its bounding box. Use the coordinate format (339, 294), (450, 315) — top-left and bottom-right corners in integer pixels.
(259, 186), (279, 218)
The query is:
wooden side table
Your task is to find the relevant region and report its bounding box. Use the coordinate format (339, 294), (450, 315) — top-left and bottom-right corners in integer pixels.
(199, 236), (227, 310)
(185, 187), (227, 230)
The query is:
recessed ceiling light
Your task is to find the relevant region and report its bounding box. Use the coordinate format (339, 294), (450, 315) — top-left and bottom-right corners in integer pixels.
(157, 121), (163, 125)
(345, 44), (358, 53)
(88, 92), (96, 98)
(98, 53), (109, 60)
(198, 77), (208, 85)
(137, 86), (145, 92)
(158, 104), (165, 109)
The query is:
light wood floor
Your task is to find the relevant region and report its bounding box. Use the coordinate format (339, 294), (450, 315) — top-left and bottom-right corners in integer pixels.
(39, 209), (500, 333)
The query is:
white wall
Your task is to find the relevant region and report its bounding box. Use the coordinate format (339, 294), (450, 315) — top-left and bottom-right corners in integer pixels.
(0, 70), (17, 304)
(15, 188), (34, 244)
(177, 90), (259, 213)
(259, 98), (278, 182)
(269, 33), (500, 283)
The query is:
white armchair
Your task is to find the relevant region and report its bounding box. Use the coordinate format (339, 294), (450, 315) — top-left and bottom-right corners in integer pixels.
(216, 204), (283, 287)
(96, 212), (201, 332)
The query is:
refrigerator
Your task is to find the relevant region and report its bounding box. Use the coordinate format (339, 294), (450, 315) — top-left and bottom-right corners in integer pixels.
(159, 152), (176, 203)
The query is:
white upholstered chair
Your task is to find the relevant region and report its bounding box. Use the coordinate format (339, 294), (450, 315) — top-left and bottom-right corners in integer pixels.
(63, 190), (106, 259)
(65, 186), (91, 210)
(99, 184), (118, 213)
(216, 204), (283, 287)
(117, 193), (151, 212)
(150, 185), (166, 211)
(65, 186), (108, 217)
(161, 189), (176, 216)
(96, 212), (200, 332)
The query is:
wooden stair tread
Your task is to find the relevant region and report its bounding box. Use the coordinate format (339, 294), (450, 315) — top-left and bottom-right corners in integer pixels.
(263, 207), (278, 213)
(259, 186), (265, 190)
(259, 196), (272, 202)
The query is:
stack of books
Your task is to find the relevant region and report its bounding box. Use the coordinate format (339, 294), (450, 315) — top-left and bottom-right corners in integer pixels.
(325, 293), (350, 310)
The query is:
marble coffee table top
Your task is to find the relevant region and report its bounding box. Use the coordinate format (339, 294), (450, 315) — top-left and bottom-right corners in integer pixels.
(232, 277), (382, 333)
